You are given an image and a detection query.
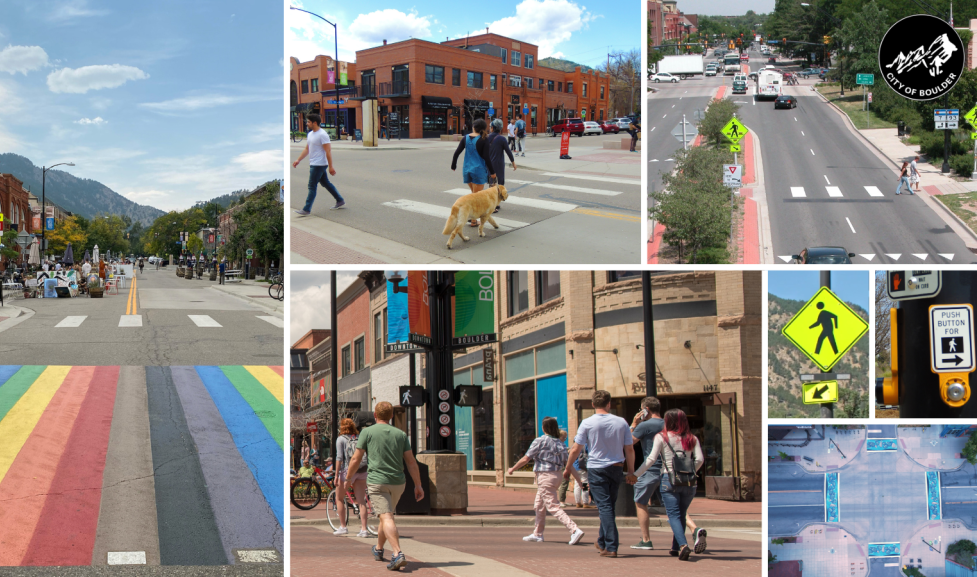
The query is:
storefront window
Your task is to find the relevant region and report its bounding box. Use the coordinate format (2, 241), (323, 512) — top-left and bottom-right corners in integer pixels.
(505, 349), (534, 383)
(473, 387), (494, 471)
(422, 110), (447, 135)
(507, 271), (528, 316)
(703, 404), (729, 477)
(506, 381), (535, 469)
(531, 105), (537, 129)
(536, 341), (566, 375)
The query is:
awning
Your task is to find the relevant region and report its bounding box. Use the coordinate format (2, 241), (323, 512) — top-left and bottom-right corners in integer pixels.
(294, 102), (320, 113)
(422, 96), (453, 109)
(464, 99), (489, 110)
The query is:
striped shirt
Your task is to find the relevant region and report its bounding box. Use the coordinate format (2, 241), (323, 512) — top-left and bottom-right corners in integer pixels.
(525, 435), (569, 472)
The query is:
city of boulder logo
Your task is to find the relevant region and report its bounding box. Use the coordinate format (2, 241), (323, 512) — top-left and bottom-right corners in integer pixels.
(879, 14), (964, 101)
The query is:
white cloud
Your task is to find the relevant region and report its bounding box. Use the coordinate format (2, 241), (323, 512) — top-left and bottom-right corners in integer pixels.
(486, 0), (596, 59)
(289, 271), (359, 344)
(0, 45), (50, 75)
(45, 0), (110, 23)
(47, 64), (149, 93)
(348, 9), (432, 45)
(287, 8), (432, 63)
(232, 149), (282, 173)
(139, 92), (278, 113)
(0, 79), (25, 115)
(120, 189), (171, 203)
(74, 116), (106, 125)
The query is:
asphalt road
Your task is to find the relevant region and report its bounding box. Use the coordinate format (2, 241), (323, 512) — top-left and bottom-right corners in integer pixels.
(289, 135), (641, 263)
(767, 462), (825, 535)
(731, 46), (975, 264)
(0, 266), (283, 366)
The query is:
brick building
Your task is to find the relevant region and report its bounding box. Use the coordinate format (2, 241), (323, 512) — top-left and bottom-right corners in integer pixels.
(338, 270), (762, 499)
(0, 173), (34, 236)
(290, 32), (611, 140)
(289, 55), (359, 136)
(648, 0), (697, 45)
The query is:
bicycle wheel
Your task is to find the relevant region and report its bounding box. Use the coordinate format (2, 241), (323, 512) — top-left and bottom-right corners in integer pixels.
(290, 478), (323, 510)
(345, 496), (379, 536)
(277, 284), (284, 301)
(325, 491), (348, 532)
(269, 283), (281, 299)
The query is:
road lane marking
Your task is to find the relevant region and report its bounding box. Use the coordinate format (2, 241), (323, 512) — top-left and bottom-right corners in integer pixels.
(108, 552), (146, 565)
(188, 315), (222, 328)
(865, 186), (884, 197)
(846, 217), (856, 233)
(56, 316), (87, 328)
(802, 131), (805, 136)
(444, 188), (577, 212)
(778, 255), (793, 263)
(795, 117), (798, 121)
(256, 316), (284, 328)
(858, 254), (876, 261)
(791, 187), (806, 197)
(504, 180), (623, 196)
(650, 159), (659, 162)
(572, 208), (640, 222)
(381, 200), (526, 230)
(940, 253), (955, 260)
(539, 173), (639, 186)
(826, 187), (843, 197)
(664, 158), (674, 161)
(651, 126), (656, 131)
(824, 175), (830, 185)
(119, 315), (142, 327)
(885, 253), (902, 260)
(811, 149), (816, 155)
(672, 104), (675, 108)
(663, 114), (667, 118)
(913, 253), (928, 260)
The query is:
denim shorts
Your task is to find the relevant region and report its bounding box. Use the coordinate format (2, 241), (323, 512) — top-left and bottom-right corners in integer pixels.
(634, 473), (661, 505)
(463, 168), (488, 185)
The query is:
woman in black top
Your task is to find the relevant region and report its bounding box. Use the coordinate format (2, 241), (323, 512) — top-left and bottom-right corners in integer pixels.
(628, 118), (641, 152)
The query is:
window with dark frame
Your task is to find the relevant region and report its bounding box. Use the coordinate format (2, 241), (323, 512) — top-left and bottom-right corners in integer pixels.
(609, 271), (641, 282)
(425, 64), (445, 84)
(467, 71), (483, 89)
(600, 85), (605, 99)
(311, 78), (318, 92)
(583, 83), (587, 97)
(558, 81), (562, 92)
(525, 77), (532, 89)
(507, 271), (529, 316)
(342, 345), (351, 377)
(452, 68), (461, 86)
(512, 51), (521, 67)
(525, 54), (533, 69)
(301, 79), (308, 93)
(567, 81), (573, 94)
(547, 80), (554, 91)
(490, 74), (497, 90)
(501, 48), (507, 64)
(536, 272), (561, 304)
(354, 337), (365, 372)
(374, 311), (384, 362)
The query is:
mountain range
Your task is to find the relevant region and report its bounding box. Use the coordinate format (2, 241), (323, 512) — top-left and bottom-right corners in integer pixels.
(538, 56), (593, 73)
(0, 153), (165, 225)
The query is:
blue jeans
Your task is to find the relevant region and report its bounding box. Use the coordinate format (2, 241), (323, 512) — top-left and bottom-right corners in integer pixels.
(305, 165), (343, 211)
(660, 476), (696, 551)
(896, 176), (911, 195)
(587, 465), (623, 553)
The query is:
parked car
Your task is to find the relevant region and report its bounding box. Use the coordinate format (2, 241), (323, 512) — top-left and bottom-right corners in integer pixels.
(774, 94), (798, 109)
(550, 117), (585, 136)
(599, 121), (620, 134)
(582, 121), (603, 135)
(705, 66), (717, 77)
(799, 68), (821, 78)
(614, 118), (635, 131)
(651, 72), (679, 83)
(792, 247), (855, 264)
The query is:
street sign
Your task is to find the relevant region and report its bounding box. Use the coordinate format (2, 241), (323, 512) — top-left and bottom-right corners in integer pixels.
(439, 426), (451, 437)
(868, 93), (873, 103)
(971, 132), (977, 139)
(455, 385), (482, 407)
(723, 164), (742, 188)
(887, 270), (942, 301)
(438, 401), (450, 413)
(965, 105), (977, 128)
(803, 381), (839, 404)
(487, 108), (495, 117)
(306, 422), (318, 433)
(929, 304), (975, 373)
(730, 143), (742, 152)
(856, 73), (875, 85)
(246, 248), (254, 258)
(559, 130), (570, 157)
(438, 389), (450, 401)
(326, 99), (346, 105)
(721, 117), (748, 143)
(935, 121), (959, 130)
(483, 348), (495, 381)
(781, 286), (869, 372)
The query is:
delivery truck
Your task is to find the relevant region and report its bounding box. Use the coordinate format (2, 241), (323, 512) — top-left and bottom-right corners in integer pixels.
(656, 54), (704, 79)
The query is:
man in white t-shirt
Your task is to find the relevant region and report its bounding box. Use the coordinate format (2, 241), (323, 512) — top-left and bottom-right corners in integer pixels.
(81, 260), (92, 277)
(292, 113), (345, 215)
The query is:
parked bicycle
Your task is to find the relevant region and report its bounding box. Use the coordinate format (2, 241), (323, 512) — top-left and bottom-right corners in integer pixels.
(269, 272), (283, 301)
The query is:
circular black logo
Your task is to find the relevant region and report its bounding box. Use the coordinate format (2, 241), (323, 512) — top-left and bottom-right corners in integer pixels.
(878, 14), (964, 101)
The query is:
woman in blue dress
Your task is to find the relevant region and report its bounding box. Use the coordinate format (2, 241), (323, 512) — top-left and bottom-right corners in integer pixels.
(451, 118), (492, 226)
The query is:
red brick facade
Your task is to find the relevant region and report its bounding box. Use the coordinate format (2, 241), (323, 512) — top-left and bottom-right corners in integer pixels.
(337, 283), (371, 378)
(290, 33), (611, 139)
(289, 55), (359, 135)
(0, 172), (33, 240)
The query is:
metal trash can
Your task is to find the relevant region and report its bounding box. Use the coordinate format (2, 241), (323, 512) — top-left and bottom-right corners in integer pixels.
(898, 121), (906, 136)
(615, 479), (637, 517)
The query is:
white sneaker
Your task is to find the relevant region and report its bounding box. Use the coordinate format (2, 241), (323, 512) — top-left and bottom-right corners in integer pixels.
(569, 529), (585, 545)
(333, 527), (348, 536)
(559, 502), (568, 508)
(357, 530), (370, 538)
(523, 534), (544, 542)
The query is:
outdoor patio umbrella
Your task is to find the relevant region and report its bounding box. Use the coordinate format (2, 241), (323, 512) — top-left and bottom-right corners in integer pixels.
(63, 243), (74, 266)
(28, 238), (40, 266)
(92, 244), (99, 265)
(83, 249), (90, 263)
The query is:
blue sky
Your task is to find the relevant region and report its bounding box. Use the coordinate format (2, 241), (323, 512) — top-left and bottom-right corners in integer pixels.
(678, 0), (774, 17)
(0, 0), (283, 212)
(769, 271), (870, 311)
(287, 0), (639, 69)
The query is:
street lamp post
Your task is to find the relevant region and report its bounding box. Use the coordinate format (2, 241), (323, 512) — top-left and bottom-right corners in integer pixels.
(41, 162), (74, 259)
(291, 6), (340, 138)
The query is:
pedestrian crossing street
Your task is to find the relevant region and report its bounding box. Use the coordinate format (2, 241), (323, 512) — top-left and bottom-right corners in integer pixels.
(49, 314), (283, 329)
(788, 185), (886, 198)
(381, 172), (641, 228)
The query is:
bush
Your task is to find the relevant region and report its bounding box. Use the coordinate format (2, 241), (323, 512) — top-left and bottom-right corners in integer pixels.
(951, 154), (974, 178)
(695, 246), (730, 264)
(918, 132), (971, 160)
(699, 98), (740, 146)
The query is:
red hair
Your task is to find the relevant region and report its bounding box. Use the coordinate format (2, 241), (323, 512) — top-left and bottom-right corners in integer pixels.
(663, 409), (696, 452)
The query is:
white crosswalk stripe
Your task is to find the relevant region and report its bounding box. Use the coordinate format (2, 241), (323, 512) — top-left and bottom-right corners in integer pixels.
(443, 189), (577, 212)
(119, 315), (142, 327)
(56, 316), (87, 328)
(865, 186), (884, 197)
(791, 187), (806, 198)
(826, 186), (843, 197)
(505, 179), (623, 197)
(256, 315), (284, 327)
(788, 185), (891, 198)
(382, 199), (528, 230)
(188, 315), (222, 327)
(539, 172), (640, 186)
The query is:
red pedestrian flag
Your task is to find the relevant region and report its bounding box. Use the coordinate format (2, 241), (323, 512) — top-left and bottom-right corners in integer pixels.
(319, 378), (325, 403)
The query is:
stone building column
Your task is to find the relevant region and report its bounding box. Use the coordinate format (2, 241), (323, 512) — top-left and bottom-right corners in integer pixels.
(715, 271), (762, 500)
(564, 271), (596, 438)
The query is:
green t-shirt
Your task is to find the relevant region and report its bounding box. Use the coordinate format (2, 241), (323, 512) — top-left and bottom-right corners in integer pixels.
(298, 466), (314, 478)
(355, 423), (411, 485)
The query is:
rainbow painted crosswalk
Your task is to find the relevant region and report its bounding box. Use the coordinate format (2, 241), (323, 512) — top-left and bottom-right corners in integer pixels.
(0, 365), (284, 567)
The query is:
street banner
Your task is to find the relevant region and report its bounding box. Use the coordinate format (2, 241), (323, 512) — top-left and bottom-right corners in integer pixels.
(339, 61), (348, 86)
(387, 271), (410, 344)
(33, 215), (40, 230)
(46, 217), (54, 231)
(560, 130), (571, 156)
(407, 271), (431, 342)
(326, 67), (335, 85)
(454, 271), (496, 344)
(319, 378), (325, 403)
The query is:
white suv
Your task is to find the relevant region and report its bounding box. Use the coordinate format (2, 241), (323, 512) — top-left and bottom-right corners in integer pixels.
(614, 118), (633, 130)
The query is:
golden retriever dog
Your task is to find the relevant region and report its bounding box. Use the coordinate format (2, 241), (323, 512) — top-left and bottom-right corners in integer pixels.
(442, 185), (508, 249)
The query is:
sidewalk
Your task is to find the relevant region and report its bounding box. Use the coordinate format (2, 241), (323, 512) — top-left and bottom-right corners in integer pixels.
(291, 485), (760, 529)
(0, 302), (33, 334)
(290, 218), (458, 265)
(208, 278), (284, 315)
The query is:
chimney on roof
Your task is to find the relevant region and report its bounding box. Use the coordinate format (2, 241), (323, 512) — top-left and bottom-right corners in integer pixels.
(486, 27), (489, 34)
(383, 39), (387, 45)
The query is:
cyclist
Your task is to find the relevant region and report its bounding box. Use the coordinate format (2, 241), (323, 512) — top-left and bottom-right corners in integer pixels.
(298, 459), (315, 478)
(334, 418), (370, 537)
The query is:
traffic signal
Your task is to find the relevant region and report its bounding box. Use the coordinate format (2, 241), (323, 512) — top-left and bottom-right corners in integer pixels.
(823, 35), (830, 44)
(783, 37), (787, 45)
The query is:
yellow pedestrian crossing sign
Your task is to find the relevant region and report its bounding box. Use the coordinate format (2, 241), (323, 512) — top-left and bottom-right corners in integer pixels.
(781, 287), (868, 372)
(803, 381), (839, 404)
(721, 117), (748, 143)
(730, 143), (742, 152)
(965, 105), (977, 129)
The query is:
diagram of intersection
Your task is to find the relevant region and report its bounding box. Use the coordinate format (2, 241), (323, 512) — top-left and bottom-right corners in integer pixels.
(769, 425), (977, 576)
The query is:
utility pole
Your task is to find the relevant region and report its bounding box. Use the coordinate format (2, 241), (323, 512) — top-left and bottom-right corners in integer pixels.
(819, 270), (834, 418)
(642, 272), (657, 396)
(329, 270), (338, 460)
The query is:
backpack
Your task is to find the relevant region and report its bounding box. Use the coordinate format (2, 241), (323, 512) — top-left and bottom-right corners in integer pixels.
(342, 434), (368, 473)
(517, 121), (526, 138)
(659, 432), (696, 487)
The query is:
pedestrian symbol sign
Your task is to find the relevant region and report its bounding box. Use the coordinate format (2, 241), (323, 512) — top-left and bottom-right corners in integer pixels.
(965, 105), (977, 129)
(781, 287), (869, 372)
(802, 381), (839, 404)
(929, 304), (975, 373)
(887, 270), (941, 301)
(721, 117), (748, 143)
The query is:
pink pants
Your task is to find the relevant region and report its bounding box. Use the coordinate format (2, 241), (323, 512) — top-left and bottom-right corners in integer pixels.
(534, 471), (579, 536)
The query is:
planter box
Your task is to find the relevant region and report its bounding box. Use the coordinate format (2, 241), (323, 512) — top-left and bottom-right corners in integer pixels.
(185, 268), (194, 279)
(209, 270), (218, 281)
(90, 288), (104, 298)
(177, 267), (184, 276)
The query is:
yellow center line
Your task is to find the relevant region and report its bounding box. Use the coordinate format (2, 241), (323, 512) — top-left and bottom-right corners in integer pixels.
(131, 275), (137, 315)
(126, 275), (137, 315)
(572, 208), (641, 222)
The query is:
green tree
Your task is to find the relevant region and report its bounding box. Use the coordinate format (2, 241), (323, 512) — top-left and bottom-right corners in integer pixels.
(87, 215), (130, 257)
(834, 1), (890, 91)
(187, 234), (204, 255)
(232, 182), (284, 277)
(837, 387), (868, 418)
(0, 230), (19, 262)
(699, 97), (741, 146)
(962, 434), (977, 466)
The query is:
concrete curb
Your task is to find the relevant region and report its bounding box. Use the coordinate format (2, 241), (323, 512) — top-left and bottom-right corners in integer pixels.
(208, 284), (284, 315)
(0, 303), (34, 334)
(290, 516), (761, 529)
(816, 87), (977, 253)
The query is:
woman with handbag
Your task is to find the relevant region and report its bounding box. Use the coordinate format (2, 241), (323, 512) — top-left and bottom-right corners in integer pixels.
(629, 409), (703, 560)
